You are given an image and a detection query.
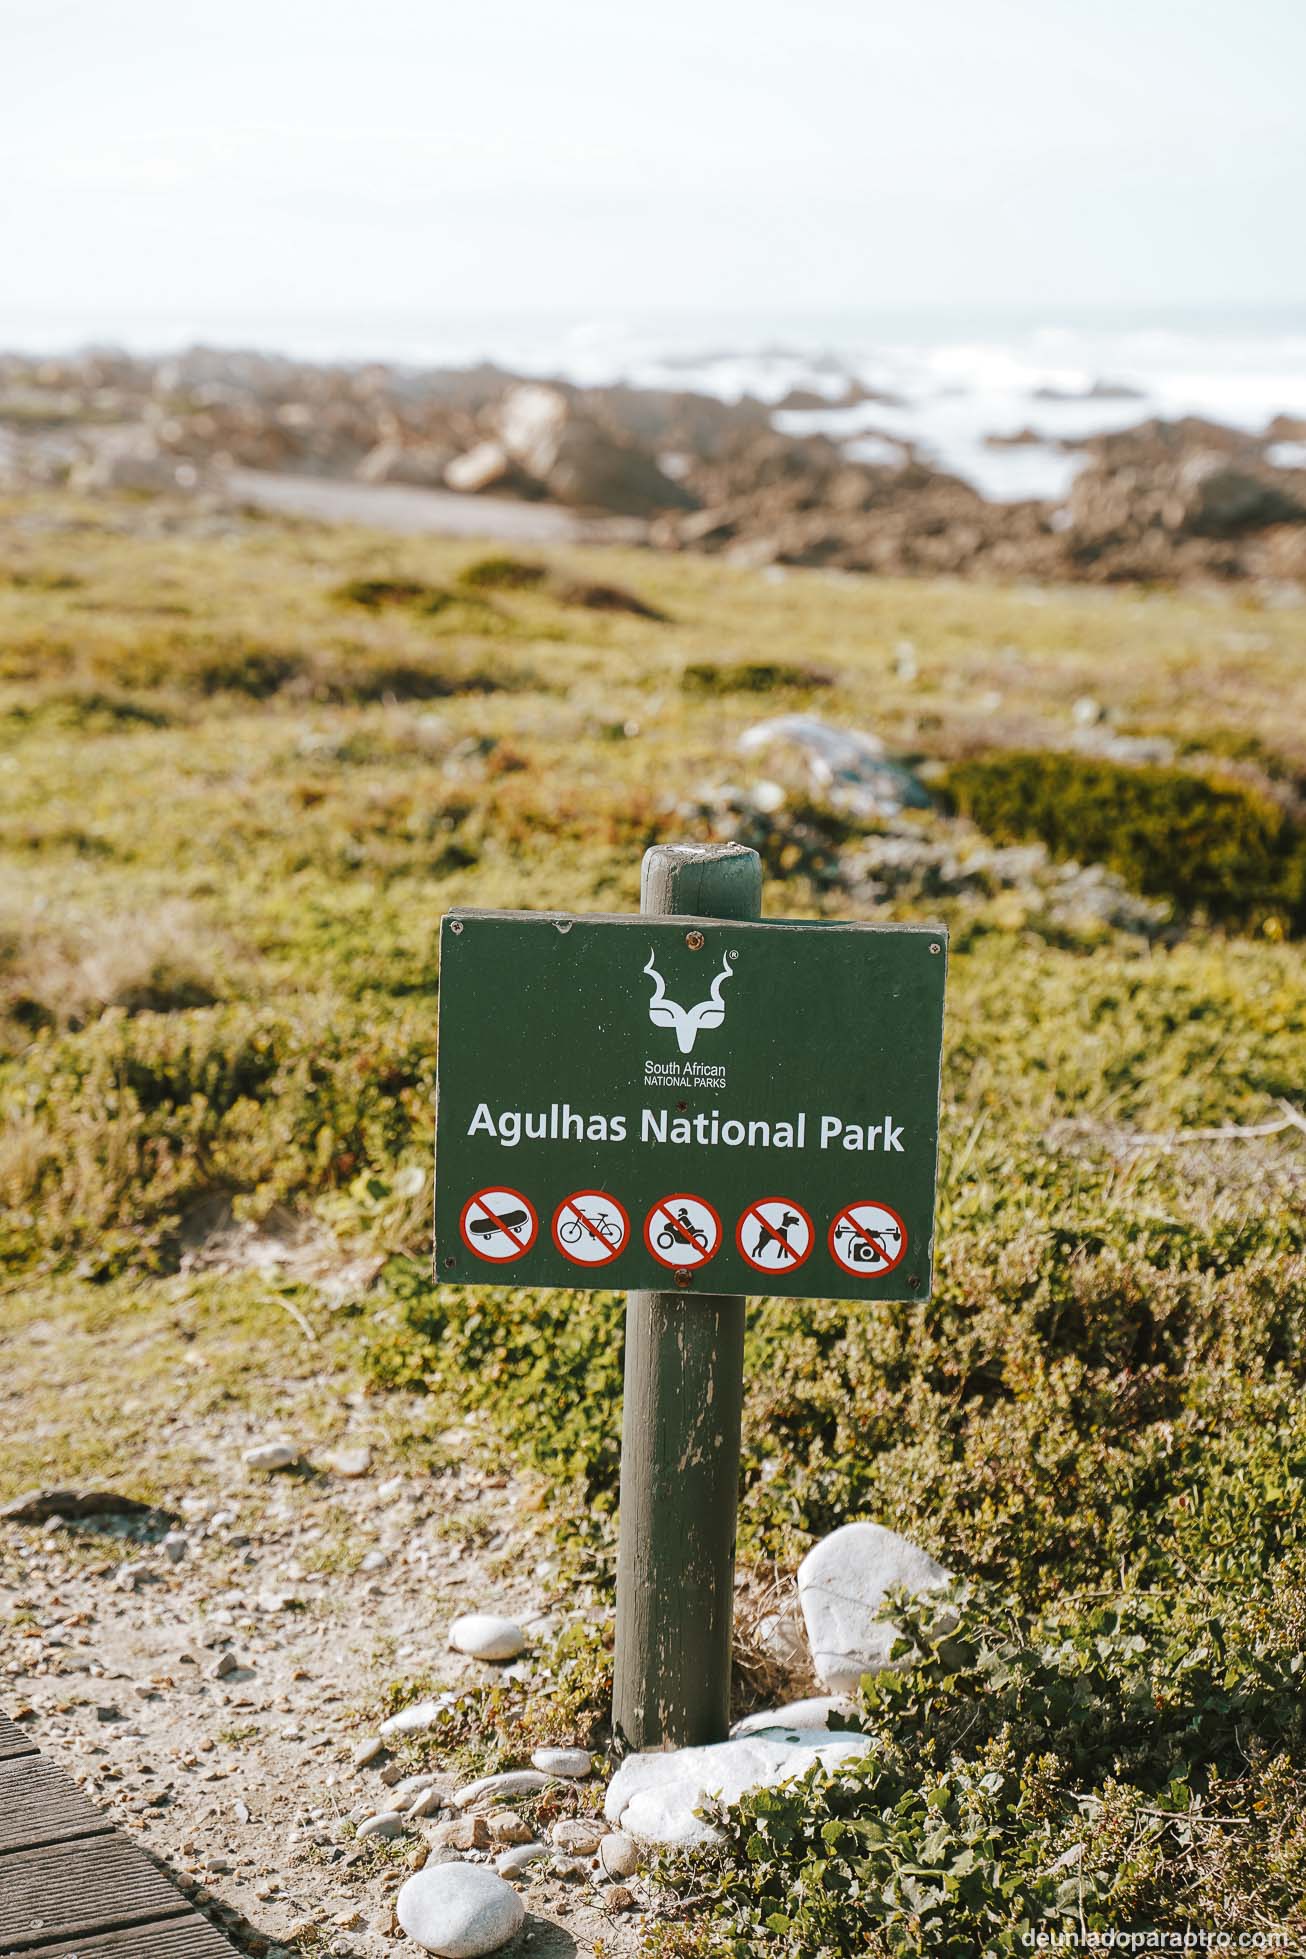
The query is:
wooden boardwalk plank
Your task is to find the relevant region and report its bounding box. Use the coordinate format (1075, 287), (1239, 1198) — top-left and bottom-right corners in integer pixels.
(0, 1835), (191, 1952)
(0, 1756), (113, 1855)
(22, 1920), (240, 1958)
(0, 1712), (38, 1761)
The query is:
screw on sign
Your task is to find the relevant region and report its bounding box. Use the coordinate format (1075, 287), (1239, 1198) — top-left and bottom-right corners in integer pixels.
(643, 1192), (722, 1270)
(552, 1189), (630, 1267)
(735, 1196), (814, 1275)
(828, 1200), (907, 1278)
(459, 1186), (539, 1263)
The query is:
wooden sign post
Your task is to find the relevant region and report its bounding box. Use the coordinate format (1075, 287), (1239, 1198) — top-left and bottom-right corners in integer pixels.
(433, 844), (947, 1752)
(612, 844), (760, 1751)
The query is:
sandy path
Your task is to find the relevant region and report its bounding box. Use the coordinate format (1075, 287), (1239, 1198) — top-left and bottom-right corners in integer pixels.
(226, 470), (648, 546)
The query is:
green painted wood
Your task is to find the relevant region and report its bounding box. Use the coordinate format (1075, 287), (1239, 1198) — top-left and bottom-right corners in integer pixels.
(0, 1754), (112, 1853)
(612, 844), (759, 1752)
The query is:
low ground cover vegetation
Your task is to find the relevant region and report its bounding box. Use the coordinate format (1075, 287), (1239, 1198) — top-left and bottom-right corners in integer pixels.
(2, 493), (1304, 1951)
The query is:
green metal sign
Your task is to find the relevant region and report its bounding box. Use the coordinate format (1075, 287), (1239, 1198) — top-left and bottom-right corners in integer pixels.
(434, 909), (947, 1302)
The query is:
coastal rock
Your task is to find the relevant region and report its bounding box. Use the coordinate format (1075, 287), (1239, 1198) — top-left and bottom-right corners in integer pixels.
(380, 1695), (455, 1738)
(550, 1817), (608, 1854)
(731, 1694), (856, 1738)
(598, 1831), (639, 1878)
(604, 1730), (872, 1847)
(530, 1746), (591, 1779)
(444, 441), (512, 495)
(496, 381), (695, 516)
(448, 1614), (527, 1661)
(453, 1769), (550, 1810)
(797, 1521), (951, 1690)
(396, 1862), (526, 1956)
(242, 1440), (297, 1471)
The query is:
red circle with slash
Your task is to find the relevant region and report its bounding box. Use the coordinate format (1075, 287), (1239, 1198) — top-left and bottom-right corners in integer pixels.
(828, 1200), (907, 1277)
(735, 1196), (815, 1276)
(644, 1193), (722, 1270)
(552, 1189), (630, 1267)
(459, 1186), (539, 1264)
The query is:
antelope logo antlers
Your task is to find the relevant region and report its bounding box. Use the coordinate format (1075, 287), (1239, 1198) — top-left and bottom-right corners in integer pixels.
(643, 948), (735, 1054)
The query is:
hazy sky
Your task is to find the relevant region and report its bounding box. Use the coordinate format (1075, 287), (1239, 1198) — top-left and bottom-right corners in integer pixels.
(4, 0), (1305, 344)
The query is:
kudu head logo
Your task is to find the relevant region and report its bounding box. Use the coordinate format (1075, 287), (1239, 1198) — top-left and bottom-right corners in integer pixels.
(643, 948), (735, 1054)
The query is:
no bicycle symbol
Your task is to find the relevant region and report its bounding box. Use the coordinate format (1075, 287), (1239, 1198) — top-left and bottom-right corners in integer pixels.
(736, 1196), (814, 1275)
(460, 1185), (539, 1263)
(644, 1192), (722, 1271)
(828, 1201), (907, 1278)
(552, 1189), (630, 1267)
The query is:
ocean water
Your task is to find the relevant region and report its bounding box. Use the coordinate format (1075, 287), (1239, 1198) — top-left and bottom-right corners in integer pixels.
(8, 306), (1306, 502)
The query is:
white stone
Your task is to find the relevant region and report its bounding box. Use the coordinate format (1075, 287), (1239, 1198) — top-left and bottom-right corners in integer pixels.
(550, 1817), (607, 1854)
(604, 1730), (872, 1848)
(453, 1769), (550, 1810)
(530, 1746), (591, 1779)
(380, 1695), (455, 1738)
(328, 1446), (372, 1478)
(397, 1861), (525, 1956)
(243, 1441), (297, 1472)
(448, 1614), (527, 1662)
(597, 1831), (639, 1878)
(352, 1736), (385, 1769)
(495, 1842), (548, 1878)
(731, 1695), (856, 1738)
(357, 1809), (405, 1840)
(797, 1521), (951, 1690)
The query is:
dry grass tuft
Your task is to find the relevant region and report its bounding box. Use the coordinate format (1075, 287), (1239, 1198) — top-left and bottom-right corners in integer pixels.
(0, 894), (231, 1035)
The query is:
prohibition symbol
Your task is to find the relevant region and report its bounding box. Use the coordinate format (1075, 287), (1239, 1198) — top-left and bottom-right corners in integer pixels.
(736, 1196), (814, 1275)
(828, 1200), (907, 1278)
(552, 1189), (630, 1267)
(644, 1193), (722, 1270)
(459, 1186), (539, 1264)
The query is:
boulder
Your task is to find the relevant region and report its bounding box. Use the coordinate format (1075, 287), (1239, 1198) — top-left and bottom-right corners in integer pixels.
(448, 1613), (527, 1661)
(396, 1861), (526, 1956)
(604, 1729), (872, 1847)
(797, 1521), (951, 1691)
(444, 442), (513, 494)
(495, 381), (695, 516)
(731, 1694), (855, 1737)
(356, 438), (456, 487)
(738, 715), (931, 818)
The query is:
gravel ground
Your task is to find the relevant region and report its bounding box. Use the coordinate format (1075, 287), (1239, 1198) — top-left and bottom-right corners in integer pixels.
(1, 1403), (645, 1958)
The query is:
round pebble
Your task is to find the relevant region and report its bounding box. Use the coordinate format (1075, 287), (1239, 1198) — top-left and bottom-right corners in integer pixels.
(598, 1830), (639, 1878)
(397, 1861), (526, 1956)
(448, 1613), (527, 1661)
(357, 1810), (405, 1840)
(495, 1841), (548, 1878)
(243, 1440), (297, 1471)
(530, 1746), (592, 1779)
(550, 1817), (607, 1855)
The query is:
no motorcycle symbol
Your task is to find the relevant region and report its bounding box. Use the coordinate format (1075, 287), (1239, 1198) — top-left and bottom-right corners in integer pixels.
(644, 1193), (722, 1270)
(736, 1197), (814, 1275)
(828, 1201), (907, 1277)
(459, 1186), (539, 1263)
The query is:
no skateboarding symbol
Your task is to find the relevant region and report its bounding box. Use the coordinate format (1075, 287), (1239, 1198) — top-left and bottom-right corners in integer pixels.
(644, 1193), (722, 1271)
(828, 1201), (907, 1278)
(552, 1189), (630, 1267)
(459, 1186), (539, 1263)
(736, 1197), (814, 1275)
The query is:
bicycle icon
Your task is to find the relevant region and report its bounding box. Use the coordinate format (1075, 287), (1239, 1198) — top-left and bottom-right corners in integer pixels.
(560, 1208), (621, 1246)
(552, 1190), (630, 1267)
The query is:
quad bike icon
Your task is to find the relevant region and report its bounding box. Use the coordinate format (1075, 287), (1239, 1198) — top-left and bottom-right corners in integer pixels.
(656, 1206), (709, 1253)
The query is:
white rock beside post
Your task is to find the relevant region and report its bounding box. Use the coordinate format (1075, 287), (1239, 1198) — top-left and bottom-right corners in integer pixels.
(604, 1729), (872, 1847)
(797, 1521), (951, 1691)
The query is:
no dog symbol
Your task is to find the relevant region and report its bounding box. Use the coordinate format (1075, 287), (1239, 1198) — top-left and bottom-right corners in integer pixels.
(736, 1197), (814, 1275)
(828, 1201), (907, 1278)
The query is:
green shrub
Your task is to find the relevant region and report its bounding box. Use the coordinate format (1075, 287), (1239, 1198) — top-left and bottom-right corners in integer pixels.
(944, 751), (1306, 933)
(458, 555), (548, 591)
(681, 660), (833, 694)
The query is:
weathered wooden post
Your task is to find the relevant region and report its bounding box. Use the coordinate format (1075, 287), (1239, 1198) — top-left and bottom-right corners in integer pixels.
(612, 842), (762, 1753)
